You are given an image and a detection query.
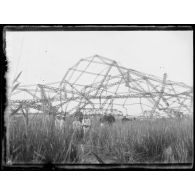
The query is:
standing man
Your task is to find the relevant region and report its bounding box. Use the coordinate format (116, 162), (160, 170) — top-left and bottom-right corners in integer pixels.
(74, 109), (83, 123)
(72, 116), (84, 161)
(82, 115), (91, 134)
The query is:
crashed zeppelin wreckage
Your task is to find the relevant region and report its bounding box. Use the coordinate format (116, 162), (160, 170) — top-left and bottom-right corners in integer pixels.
(8, 55), (193, 119)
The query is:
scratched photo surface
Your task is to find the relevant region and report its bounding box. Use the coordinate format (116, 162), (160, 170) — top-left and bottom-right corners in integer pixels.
(5, 29), (193, 166)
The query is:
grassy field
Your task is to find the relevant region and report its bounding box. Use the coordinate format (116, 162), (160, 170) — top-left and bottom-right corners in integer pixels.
(6, 113), (193, 164)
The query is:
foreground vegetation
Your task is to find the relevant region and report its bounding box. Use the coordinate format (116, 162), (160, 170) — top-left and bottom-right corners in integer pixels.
(7, 114), (193, 164)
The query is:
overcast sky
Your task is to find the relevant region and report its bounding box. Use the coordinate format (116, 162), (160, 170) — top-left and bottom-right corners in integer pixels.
(6, 30), (193, 87)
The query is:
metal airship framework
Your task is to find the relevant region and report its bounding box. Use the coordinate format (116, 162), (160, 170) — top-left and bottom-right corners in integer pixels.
(9, 55), (193, 119)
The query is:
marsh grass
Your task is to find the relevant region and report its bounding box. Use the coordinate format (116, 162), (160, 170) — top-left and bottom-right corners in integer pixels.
(7, 115), (193, 164)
